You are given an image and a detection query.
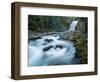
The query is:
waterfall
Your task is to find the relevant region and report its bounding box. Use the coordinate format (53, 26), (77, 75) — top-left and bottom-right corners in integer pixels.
(68, 21), (78, 32)
(28, 20), (80, 66)
(59, 20), (78, 38)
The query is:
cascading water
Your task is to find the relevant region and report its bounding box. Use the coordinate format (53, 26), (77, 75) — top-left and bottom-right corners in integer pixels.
(68, 21), (78, 32)
(28, 20), (80, 66)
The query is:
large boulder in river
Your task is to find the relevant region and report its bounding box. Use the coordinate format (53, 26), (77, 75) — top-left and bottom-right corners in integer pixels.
(43, 45), (53, 52)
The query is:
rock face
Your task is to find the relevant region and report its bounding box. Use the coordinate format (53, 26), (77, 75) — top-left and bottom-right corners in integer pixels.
(61, 31), (81, 40)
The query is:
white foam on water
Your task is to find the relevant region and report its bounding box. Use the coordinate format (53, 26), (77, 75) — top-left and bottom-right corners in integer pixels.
(28, 21), (79, 66)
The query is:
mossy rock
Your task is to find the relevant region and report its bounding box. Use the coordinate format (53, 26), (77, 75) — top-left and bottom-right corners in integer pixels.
(73, 33), (87, 64)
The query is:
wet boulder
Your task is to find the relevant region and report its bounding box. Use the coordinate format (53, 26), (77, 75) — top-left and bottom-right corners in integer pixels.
(43, 45), (53, 52)
(44, 39), (53, 43)
(55, 45), (63, 49)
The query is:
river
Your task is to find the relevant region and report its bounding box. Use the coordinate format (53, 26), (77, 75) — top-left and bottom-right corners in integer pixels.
(28, 21), (80, 66)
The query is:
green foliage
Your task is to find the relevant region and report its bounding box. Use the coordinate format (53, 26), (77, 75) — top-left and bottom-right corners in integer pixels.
(76, 18), (88, 34)
(28, 15), (72, 33)
(73, 33), (87, 64)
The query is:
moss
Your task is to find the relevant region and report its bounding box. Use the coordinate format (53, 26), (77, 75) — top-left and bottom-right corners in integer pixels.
(73, 33), (87, 64)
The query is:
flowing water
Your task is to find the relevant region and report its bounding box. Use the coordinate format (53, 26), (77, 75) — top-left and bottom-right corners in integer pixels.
(68, 21), (78, 32)
(28, 21), (80, 66)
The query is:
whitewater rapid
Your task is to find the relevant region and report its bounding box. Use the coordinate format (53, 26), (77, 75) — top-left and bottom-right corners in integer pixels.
(29, 35), (80, 66)
(28, 21), (80, 66)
